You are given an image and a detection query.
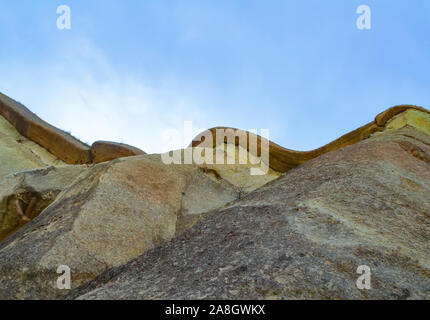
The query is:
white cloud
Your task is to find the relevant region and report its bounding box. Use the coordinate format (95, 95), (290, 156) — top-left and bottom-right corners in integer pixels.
(0, 37), (208, 154)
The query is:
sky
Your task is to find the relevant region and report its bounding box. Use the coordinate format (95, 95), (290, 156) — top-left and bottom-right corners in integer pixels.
(0, 0), (429, 153)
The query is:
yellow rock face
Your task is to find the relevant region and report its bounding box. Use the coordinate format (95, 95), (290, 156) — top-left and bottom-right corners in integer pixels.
(0, 116), (64, 178)
(196, 145), (281, 192)
(384, 109), (430, 135)
(161, 144), (282, 193)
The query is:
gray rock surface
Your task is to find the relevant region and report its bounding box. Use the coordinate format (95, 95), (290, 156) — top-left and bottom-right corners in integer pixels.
(71, 126), (430, 300)
(0, 165), (87, 242)
(0, 155), (240, 299)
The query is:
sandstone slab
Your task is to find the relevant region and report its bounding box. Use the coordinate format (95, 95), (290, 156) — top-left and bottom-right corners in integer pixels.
(90, 141), (146, 164)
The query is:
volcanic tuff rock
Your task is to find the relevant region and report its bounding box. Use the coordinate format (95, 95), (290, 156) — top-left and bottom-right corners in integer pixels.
(0, 112), (64, 179)
(71, 126), (430, 299)
(0, 91), (281, 299)
(0, 90), (429, 300)
(0, 93), (145, 165)
(0, 92), (91, 164)
(192, 105), (430, 172)
(0, 154), (260, 299)
(0, 165), (87, 242)
(90, 141), (146, 164)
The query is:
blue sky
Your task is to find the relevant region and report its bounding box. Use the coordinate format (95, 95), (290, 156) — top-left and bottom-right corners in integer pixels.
(0, 0), (429, 153)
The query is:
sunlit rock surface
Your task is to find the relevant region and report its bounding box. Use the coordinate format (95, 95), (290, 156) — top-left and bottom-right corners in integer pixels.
(71, 126), (430, 300)
(0, 92), (429, 300)
(0, 115), (64, 179)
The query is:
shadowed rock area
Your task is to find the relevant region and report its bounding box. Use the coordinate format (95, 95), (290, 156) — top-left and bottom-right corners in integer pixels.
(0, 165), (87, 242)
(70, 126), (430, 300)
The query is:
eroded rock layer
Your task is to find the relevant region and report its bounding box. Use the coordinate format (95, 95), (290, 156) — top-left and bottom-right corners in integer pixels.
(0, 114), (64, 179)
(0, 154), (259, 299)
(0, 93), (145, 165)
(71, 126), (430, 300)
(0, 93), (92, 164)
(91, 141), (146, 164)
(0, 90), (429, 300)
(0, 165), (87, 242)
(191, 105), (430, 172)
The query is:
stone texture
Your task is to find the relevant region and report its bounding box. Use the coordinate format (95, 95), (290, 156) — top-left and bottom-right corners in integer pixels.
(0, 115), (64, 179)
(191, 105), (430, 172)
(0, 154), (242, 299)
(0, 92), (91, 164)
(90, 141), (146, 164)
(0, 92), (147, 165)
(0, 95), (429, 301)
(0, 165), (87, 242)
(383, 109), (430, 136)
(195, 145), (281, 192)
(71, 126), (430, 300)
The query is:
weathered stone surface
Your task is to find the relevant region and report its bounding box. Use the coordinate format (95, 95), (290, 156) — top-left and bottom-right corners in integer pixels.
(0, 165), (87, 242)
(0, 92), (146, 165)
(383, 109), (430, 136)
(1, 95), (429, 301)
(2, 90), (429, 173)
(72, 126), (430, 300)
(90, 141), (146, 164)
(0, 115), (64, 179)
(0, 93), (92, 164)
(191, 105), (430, 172)
(0, 155), (242, 299)
(195, 145), (281, 192)
(163, 144), (281, 193)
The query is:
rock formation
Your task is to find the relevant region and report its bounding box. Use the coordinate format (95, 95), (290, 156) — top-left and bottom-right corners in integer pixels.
(0, 112), (64, 179)
(90, 141), (146, 164)
(71, 126), (430, 300)
(0, 155), (243, 299)
(191, 105), (430, 172)
(0, 91), (428, 300)
(0, 93), (145, 165)
(0, 165), (86, 242)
